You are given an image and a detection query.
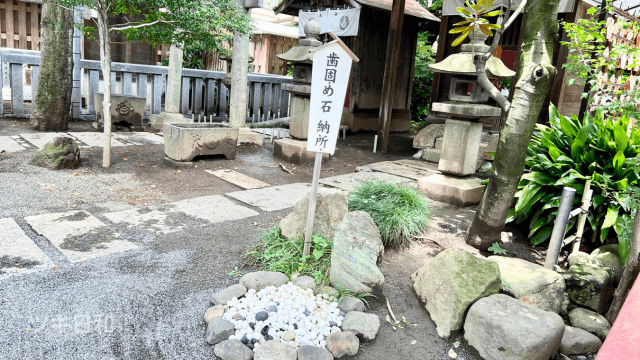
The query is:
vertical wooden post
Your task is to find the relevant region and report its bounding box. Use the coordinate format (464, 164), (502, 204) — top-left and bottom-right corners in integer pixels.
(376, 0), (406, 153)
(303, 153), (323, 257)
(6, 0), (14, 48)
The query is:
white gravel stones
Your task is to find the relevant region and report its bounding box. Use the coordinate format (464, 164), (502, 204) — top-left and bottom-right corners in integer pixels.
(220, 281), (343, 353)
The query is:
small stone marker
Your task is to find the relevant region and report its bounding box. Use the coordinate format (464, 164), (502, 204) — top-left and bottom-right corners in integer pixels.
(25, 211), (137, 263)
(205, 169), (270, 190)
(0, 218), (54, 275)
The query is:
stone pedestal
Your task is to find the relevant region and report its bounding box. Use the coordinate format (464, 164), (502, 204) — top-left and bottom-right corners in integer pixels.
(238, 127), (263, 145)
(282, 83), (311, 140)
(438, 119), (483, 176)
(274, 138), (330, 165)
(418, 174), (484, 207)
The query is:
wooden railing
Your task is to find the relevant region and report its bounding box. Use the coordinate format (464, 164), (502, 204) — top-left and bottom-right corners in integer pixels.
(1, 49), (292, 123)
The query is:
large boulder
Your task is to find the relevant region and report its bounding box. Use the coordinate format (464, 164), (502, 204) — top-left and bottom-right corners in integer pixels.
(239, 271), (289, 291)
(464, 294), (565, 360)
(412, 249), (501, 338)
(279, 188), (348, 243)
(413, 124), (444, 149)
(563, 263), (614, 313)
(567, 251), (602, 267)
(568, 307), (611, 340)
(330, 211), (385, 297)
(29, 137), (80, 170)
(341, 311), (380, 341)
(254, 340), (296, 360)
(488, 256), (569, 314)
(591, 244), (623, 284)
(560, 326), (602, 355)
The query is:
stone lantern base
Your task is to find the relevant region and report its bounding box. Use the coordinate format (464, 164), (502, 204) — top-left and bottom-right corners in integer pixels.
(438, 119), (483, 176)
(418, 174), (484, 207)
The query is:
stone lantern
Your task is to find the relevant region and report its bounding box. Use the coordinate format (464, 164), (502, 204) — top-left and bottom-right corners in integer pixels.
(276, 18), (322, 139)
(419, 26), (515, 206)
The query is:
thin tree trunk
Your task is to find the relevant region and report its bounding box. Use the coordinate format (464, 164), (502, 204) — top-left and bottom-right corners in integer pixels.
(96, 6), (112, 167)
(606, 212), (640, 324)
(465, 0), (561, 250)
(31, 3), (74, 131)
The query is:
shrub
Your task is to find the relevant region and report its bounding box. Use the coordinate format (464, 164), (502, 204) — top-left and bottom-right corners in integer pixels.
(348, 180), (430, 246)
(509, 104), (640, 254)
(245, 226), (332, 285)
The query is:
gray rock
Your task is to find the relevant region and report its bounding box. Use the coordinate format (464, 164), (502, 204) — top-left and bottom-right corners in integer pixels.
(313, 285), (338, 297)
(330, 211), (385, 297)
(414, 124), (444, 149)
(563, 263), (614, 313)
(464, 294), (565, 360)
(29, 137), (80, 170)
(256, 311), (268, 321)
(297, 344), (334, 360)
(341, 311), (380, 341)
(211, 284), (248, 305)
(267, 305), (277, 313)
(326, 331), (359, 358)
(412, 249), (501, 338)
(338, 296), (366, 313)
(560, 326), (603, 355)
(240, 271), (289, 291)
(568, 251), (602, 267)
(568, 308), (611, 340)
(294, 276), (316, 290)
(206, 317), (235, 345)
(204, 305), (225, 324)
(488, 256), (569, 314)
(279, 188), (348, 243)
(214, 340), (254, 360)
(254, 340), (297, 360)
(591, 244), (623, 284)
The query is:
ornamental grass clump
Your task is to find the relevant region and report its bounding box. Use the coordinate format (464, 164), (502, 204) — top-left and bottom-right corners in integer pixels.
(348, 180), (430, 246)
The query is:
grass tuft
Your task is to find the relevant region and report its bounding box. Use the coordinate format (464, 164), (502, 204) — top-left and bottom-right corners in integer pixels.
(348, 180), (430, 246)
(245, 226), (332, 285)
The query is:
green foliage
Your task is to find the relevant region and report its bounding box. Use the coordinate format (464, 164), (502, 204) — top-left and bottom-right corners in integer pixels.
(487, 242), (507, 255)
(348, 180), (431, 246)
(59, 0), (250, 61)
(450, 0), (503, 47)
(246, 226), (332, 285)
(411, 31), (436, 125)
(228, 266), (244, 278)
(561, 1), (640, 119)
(500, 279), (511, 291)
(508, 104), (640, 253)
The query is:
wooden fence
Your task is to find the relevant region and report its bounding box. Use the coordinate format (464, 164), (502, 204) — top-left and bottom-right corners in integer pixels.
(0, 0), (41, 50)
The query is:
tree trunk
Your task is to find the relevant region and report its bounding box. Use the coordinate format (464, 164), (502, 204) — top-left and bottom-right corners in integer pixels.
(30, 3), (74, 131)
(96, 6), (112, 167)
(465, 0), (561, 250)
(606, 212), (640, 324)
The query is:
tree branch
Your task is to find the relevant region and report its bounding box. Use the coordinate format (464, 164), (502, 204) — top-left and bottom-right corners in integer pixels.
(109, 19), (176, 32)
(503, 0), (527, 30)
(473, 0), (516, 113)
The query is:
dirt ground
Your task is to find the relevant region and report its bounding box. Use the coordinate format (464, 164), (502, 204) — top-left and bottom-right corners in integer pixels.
(0, 118), (588, 360)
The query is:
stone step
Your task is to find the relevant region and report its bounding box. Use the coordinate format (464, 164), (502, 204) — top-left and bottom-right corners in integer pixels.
(226, 183), (312, 211)
(0, 218), (55, 276)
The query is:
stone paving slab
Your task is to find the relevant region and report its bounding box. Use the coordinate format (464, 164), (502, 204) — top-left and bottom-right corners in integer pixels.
(114, 132), (164, 146)
(226, 183), (312, 211)
(0, 136), (25, 153)
(205, 169), (270, 190)
(356, 160), (437, 180)
(25, 211), (137, 263)
(319, 171), (415, 192)
(70, 132), (128, 148)
(0, 218), (54, 275)
(19, 133), (67, 149)
(104, 195), (259, 233)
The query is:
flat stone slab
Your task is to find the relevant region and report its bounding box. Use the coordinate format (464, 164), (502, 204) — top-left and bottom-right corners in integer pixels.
(0, 136), (26, 153)
(69, 132), (128, 148)
(24, 211), (137, 263)
(226, 183), (312, 211)
(0, 218), (54, 275)
(114, 132), (163, 146)
(319, 171), (415, 191)
(356, 160), (437, 180)
(205, 169), (270, 190)
(104, 195), (259, 233)
(418, 174), (484, 206)
(20, 133), (66, 149)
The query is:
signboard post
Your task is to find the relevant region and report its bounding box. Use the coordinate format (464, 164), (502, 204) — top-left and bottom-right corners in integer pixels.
(303, 33), (359, 257)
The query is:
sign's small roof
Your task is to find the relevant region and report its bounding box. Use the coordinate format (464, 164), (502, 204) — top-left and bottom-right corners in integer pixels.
(274, 0), (440, 22)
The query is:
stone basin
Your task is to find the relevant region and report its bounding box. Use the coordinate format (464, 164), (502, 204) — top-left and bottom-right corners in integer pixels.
(94, 92), (146, 131)
(163, 123), (239, 162)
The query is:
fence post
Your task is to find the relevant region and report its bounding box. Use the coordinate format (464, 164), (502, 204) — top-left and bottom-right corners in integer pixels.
(545, 187), (577, 269)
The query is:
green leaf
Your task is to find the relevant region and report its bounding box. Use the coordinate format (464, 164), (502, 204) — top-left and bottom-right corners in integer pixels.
(312, 249), (324, 260)
(614, 125), (629, 152)
(601, 206), (619, 229)
(529, 217), (550, 238)
(450, 26), (472, 34)
(613, 150), (625, 177)
(515, 183), (542, 213)
(619, 238), (631, 266)
(600, 226), (610, 242)
(571, 140), (584, 161)
(484, 10), (504, 16)
(530, 225), (553, 246)
(592, 194), (605, 208)
(457, 7), (471, 16)
(612, 178), (629, 191)
(548, 145), (563, 162)
(560, 116), (577, 137)
(451, 27), (473, 46)
(521, 172), (555, 185)
(549, 103), (562, 127)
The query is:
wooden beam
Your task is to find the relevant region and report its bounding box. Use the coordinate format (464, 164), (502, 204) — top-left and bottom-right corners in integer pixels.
(30, 3), (39, 50)
(376, 0), (406, 153)
(6, 0), (14, 48)
(125, 42), (132, 63)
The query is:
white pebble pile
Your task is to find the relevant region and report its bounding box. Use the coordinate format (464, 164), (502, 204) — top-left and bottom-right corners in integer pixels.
(223, 282), (344, 351)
